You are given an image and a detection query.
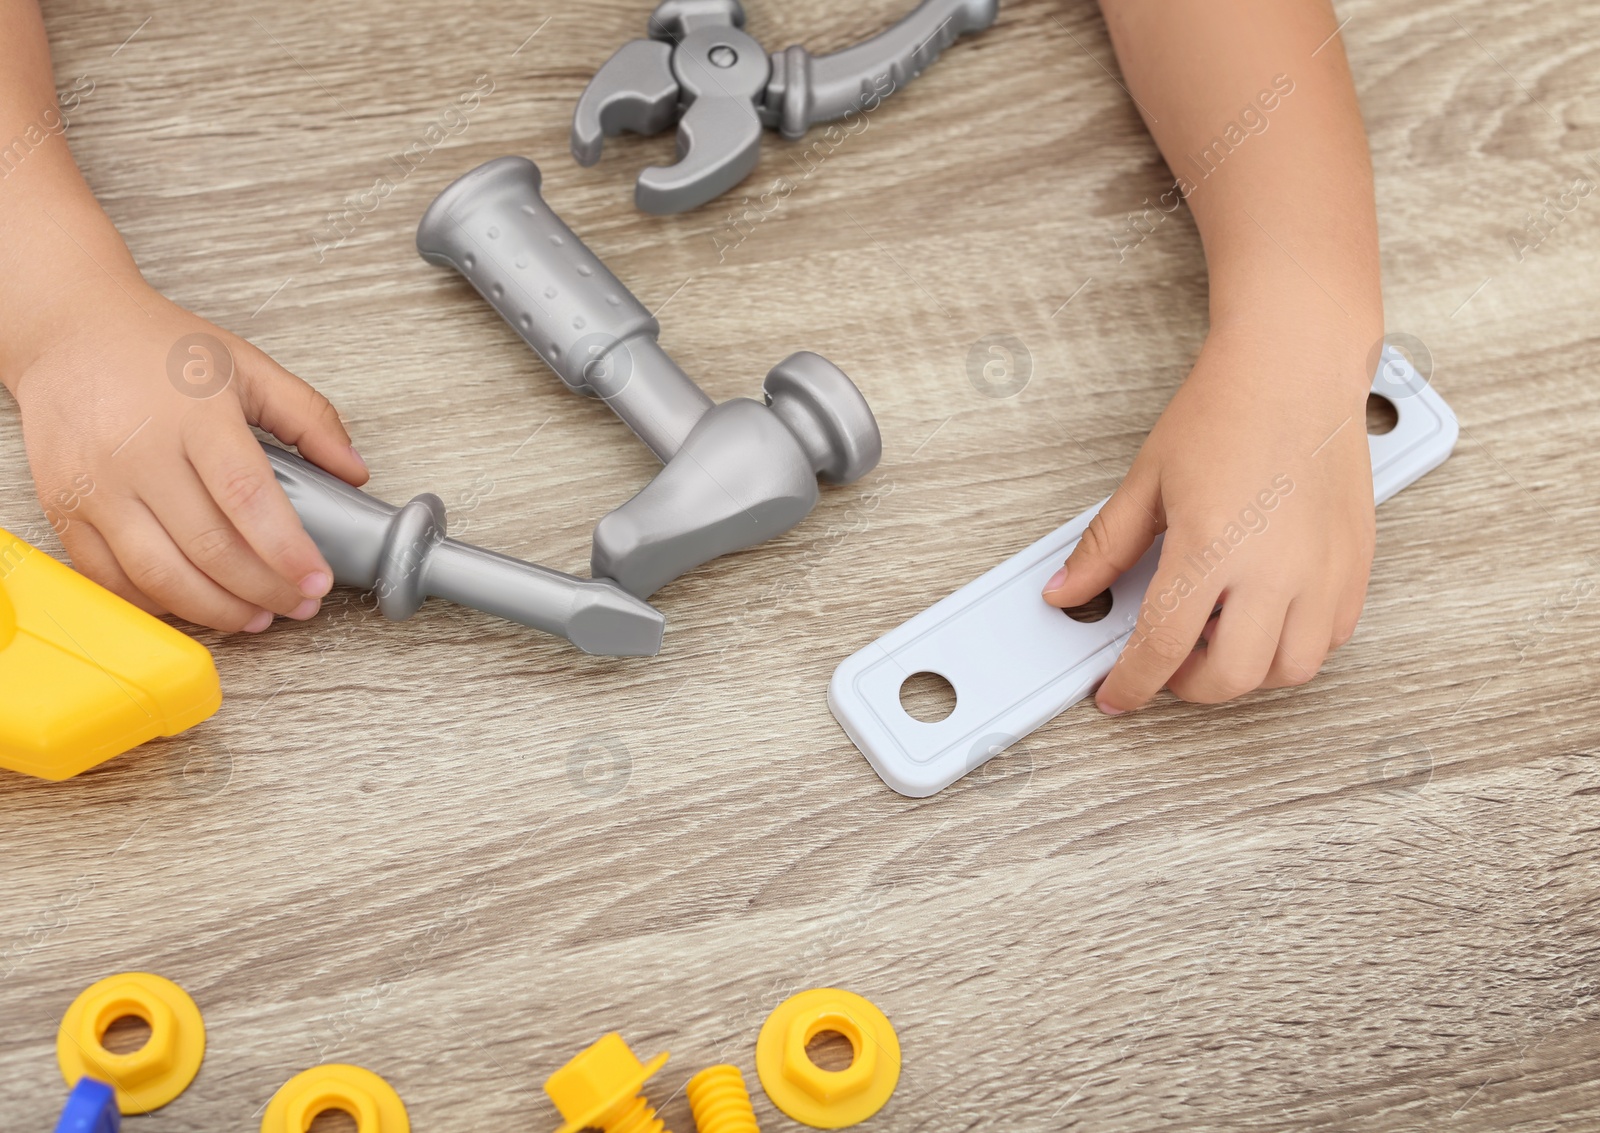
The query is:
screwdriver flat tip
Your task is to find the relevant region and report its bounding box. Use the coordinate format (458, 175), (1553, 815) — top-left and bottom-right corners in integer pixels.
(569, 581), (667, 657)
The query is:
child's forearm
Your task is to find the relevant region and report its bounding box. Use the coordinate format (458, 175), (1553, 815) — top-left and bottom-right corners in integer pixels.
(1099, 0), (1382, 385)
(0, 0), (137, 394)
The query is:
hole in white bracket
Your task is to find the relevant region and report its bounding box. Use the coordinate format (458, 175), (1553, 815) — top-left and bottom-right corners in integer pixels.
(1062, 588), (1113, 623)
(1366, 393), (1398, 435)
(899, 671), (957, 722)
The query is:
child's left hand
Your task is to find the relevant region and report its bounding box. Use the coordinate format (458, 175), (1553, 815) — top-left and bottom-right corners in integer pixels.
(1042, 320), (1377, 713)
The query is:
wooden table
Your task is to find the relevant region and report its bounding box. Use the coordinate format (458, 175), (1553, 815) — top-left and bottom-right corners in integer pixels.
(4, 0), (1598, 1128)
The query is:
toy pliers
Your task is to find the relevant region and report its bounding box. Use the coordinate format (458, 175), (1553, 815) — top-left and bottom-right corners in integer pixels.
(572, 0), (999, 213)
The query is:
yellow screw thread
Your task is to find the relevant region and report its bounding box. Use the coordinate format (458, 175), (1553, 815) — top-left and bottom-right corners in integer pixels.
(686, 1065), (760, 1133)
(602, 1092), (666, 1133)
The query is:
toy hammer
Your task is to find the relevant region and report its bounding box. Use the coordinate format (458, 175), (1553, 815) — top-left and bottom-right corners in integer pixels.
(416, 156), (881, 598)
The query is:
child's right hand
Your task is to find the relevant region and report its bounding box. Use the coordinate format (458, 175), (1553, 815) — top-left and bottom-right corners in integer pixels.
(6, 275), (369, 633)
(1, 0), (366, 633)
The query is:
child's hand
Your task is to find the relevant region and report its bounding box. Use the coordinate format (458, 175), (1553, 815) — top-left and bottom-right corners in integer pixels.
(1056, 0), (1389, 712)
(1042, 323), (1376, 713)
(9, 277), (369, 632)
(0, 0), (365, 634)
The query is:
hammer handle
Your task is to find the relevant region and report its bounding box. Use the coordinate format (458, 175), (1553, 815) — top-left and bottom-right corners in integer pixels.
(416, 157), (713, 459)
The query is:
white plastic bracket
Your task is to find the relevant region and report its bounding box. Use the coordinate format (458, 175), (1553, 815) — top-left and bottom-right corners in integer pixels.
(828, 352), (1459, 797)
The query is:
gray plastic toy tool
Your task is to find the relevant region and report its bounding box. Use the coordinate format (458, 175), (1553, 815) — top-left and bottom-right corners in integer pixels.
(262, 442), (665, 656)
(573, 0), (1000, 213)
(829, 354), (1460, 796)
(416, 156), (882, 598)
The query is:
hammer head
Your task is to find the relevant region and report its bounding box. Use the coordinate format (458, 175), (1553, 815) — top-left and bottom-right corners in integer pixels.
(593, 351), (881, 597)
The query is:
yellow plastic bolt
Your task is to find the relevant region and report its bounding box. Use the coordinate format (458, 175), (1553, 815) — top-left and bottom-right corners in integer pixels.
(686, 1064), (760, 1133)
(545, 1032), (672, 1133)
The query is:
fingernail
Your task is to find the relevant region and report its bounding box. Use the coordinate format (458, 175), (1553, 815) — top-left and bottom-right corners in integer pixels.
(349, 445), (367, 470)
(299, 571), (332, 598)
(243, 609), (273, 633)
(289, 597), (320, 620)
(1096, 697), (1125, 717)
(1043, 565), (1067, 593)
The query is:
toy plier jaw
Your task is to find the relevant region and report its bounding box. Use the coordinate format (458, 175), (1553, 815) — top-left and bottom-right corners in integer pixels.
(573, 0), (771, 214)
(635, 82), (764, 215)
(647, 0), (747, 41)
(574, 0), (1000, 213)
(571, 38), (681, 167)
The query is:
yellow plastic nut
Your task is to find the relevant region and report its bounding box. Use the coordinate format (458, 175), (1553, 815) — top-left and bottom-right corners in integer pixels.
(57, 972), (206, 1114)
(0, 528), (221, 781)
(545, 1032), (671, 1133)
(755, 989), (899, 1129)
(686, 1064), (760, 1133)
(260, 1064), (409, 1133)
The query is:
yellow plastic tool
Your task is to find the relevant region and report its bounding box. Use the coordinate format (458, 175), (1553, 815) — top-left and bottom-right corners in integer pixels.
(261, 1064), (410, 1132)
(545, 1032), (671, 1133)
(0, 527), (221, 781)
(57, 972), (206, 1114)
(755, 988), (900, 1129)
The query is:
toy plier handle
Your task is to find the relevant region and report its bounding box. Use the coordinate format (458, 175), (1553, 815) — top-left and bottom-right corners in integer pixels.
(765, 0), (999, 138)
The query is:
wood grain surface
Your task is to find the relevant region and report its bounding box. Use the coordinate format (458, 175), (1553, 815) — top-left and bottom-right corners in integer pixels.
(4, 0), (1599, 1129)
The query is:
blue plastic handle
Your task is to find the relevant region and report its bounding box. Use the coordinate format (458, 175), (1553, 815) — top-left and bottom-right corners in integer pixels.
(54, 1078), (119, 1133)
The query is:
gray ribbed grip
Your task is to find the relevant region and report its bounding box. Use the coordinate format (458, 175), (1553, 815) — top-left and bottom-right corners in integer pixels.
(415, 159), (883, 601)
(415, 157), (655, 395)
(767, 0), (999, 138)
(417, 157), (715, 460)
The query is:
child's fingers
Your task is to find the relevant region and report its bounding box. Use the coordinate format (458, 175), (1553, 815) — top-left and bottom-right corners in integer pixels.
(180, 408), (334, 601)
(1094, 539), (1222, 713)
(1042, 467), (1163, 608)
(1260, 597), (1336, 689)
(1331, 567), (1370, 648)
(236, 345), (369, 487)
(58, 520), (168, 617)
(96, 500), (273, 632)
(141, 465), (321, 619)
(1166, 592), (1290, 703)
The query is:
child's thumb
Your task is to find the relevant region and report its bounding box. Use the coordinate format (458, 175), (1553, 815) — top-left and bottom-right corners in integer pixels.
(1042, 469), (1163, 608)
